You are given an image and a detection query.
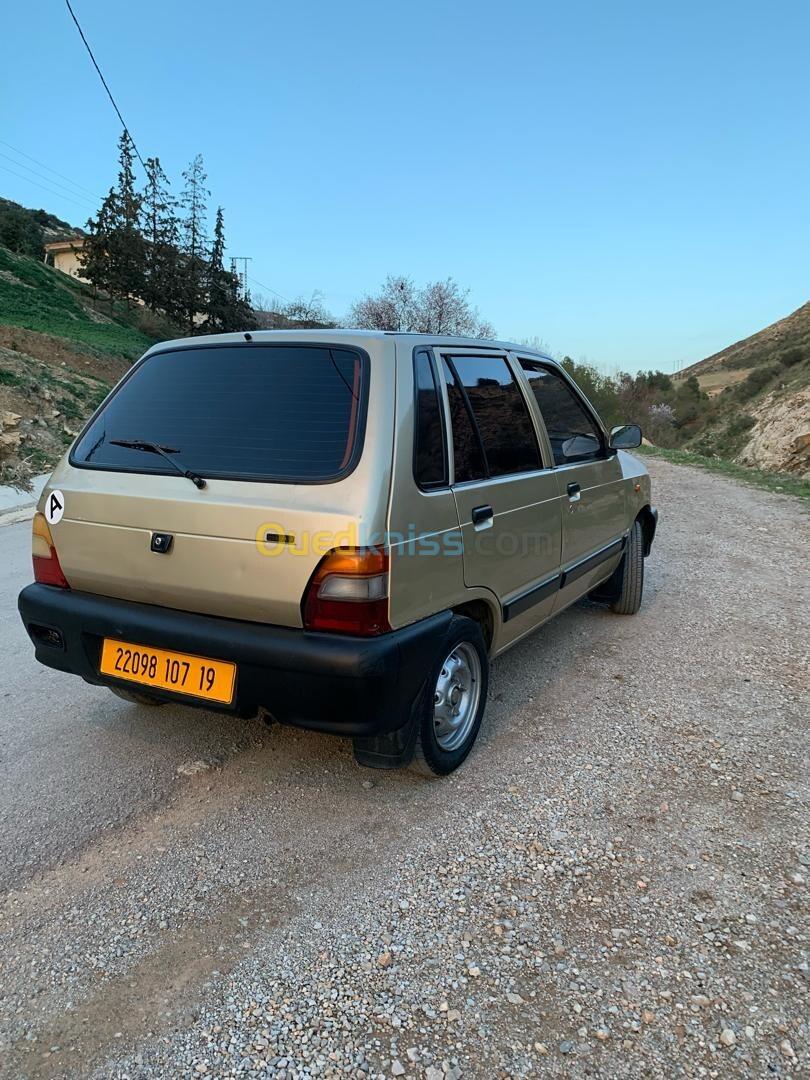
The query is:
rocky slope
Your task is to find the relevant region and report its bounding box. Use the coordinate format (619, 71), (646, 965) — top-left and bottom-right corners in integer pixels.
(677, 302), (810, 477)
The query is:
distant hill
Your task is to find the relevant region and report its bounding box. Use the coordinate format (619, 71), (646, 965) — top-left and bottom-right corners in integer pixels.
(676, 302), (809, 477)
(678, 301), (810, 394)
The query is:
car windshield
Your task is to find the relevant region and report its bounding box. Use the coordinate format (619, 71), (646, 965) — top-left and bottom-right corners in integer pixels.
(72, 344), (366, 483)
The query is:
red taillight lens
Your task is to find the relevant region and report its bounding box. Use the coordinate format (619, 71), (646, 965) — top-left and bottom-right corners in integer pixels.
(32, 513), (70, 589)
(302, 547), (390, 636)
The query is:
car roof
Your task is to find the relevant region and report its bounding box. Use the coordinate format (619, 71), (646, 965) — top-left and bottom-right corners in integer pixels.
(144, 328), (558, 364)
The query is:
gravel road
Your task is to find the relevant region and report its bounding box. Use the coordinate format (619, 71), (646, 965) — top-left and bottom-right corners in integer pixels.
(0, 458), (807, 1079)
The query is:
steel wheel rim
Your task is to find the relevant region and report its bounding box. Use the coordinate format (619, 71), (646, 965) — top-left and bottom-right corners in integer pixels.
(432, 642), (482, 752)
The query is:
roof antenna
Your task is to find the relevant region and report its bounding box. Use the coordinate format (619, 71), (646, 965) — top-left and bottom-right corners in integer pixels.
(244, 332), (253, 341)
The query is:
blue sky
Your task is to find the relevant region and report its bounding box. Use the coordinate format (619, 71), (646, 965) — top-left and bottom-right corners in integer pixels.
(3, 0), (808, 371)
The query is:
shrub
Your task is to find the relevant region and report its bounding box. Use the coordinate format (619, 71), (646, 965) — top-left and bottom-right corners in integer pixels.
(727, 414), (756, 436)
(778, 346), (804, 368)
(737, 364), (781, 400)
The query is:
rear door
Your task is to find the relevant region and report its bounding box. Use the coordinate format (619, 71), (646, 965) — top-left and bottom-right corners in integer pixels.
(50, 340), (392, 626)
(438, 351), (563, 644)
(516, 359), (627, 609)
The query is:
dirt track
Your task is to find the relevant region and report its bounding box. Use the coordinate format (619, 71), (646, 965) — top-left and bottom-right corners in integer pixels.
(0, 458), (807, 1078)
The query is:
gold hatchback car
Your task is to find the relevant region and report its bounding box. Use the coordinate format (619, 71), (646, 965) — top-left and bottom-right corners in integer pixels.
(19, 331), (656, 774)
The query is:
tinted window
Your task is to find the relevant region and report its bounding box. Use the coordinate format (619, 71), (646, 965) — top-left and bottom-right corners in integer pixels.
(72, 345), (365, 482)
(413, 350), (447, 488)
(441, 358), (486, 483)
(520, 361), (603, 466)
(451, 356), (541, 477)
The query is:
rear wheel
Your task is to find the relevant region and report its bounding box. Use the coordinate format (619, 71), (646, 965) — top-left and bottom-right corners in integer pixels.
(410, 615), (489, 776)
(610, 519), (645, 615)
(109, 686), (165, 706)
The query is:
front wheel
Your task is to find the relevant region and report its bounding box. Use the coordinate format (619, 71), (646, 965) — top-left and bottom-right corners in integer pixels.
(610, 519), (645, 615)
(410, 615), (489, 776)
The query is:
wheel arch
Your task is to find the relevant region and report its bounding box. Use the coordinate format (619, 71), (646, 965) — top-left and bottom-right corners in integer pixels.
(636, 504), (657, 557)
(451, 598), (496, 653)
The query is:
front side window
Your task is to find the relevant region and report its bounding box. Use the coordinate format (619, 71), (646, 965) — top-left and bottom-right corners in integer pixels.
(71, 344), (366, 482)
(448, 355), (541, 478)
(413, 349), (448, 488)
(520, 361), (604, 466)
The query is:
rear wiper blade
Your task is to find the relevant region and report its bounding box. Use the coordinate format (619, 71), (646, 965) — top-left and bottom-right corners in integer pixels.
(110, 439), (207, 490)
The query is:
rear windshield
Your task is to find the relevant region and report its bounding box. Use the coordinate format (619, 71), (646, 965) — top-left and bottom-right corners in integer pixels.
(71, 344), (366, 483)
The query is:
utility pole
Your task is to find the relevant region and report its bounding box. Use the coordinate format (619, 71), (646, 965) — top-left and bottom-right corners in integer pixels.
(230, 256), (252, 299)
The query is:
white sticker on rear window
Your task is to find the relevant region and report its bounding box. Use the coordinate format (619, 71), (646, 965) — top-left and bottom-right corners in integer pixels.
(45, 490), (65, 525)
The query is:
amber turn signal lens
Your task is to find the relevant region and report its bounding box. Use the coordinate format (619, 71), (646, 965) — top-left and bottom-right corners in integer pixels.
(32, 512), (70, 589)
(302, 547), (390, 636)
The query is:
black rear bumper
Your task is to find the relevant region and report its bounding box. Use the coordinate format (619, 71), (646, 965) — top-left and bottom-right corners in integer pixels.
(18, 584), (450, 737)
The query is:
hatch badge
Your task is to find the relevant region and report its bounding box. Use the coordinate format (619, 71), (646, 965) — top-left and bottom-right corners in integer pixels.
(150, 532), (174, 554)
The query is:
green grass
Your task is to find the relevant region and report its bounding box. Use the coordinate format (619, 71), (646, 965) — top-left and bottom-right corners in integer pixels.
(636, 445), (810, 500)
(0, 246), (154, 359)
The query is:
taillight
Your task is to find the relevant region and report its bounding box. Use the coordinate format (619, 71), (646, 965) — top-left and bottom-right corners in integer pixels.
(32, 512), (70, 589)
(302, 547), (391, 636)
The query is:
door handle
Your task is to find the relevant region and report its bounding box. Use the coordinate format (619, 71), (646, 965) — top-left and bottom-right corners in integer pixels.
(471, 504), (493, 528)
(567, 482), (581, 503)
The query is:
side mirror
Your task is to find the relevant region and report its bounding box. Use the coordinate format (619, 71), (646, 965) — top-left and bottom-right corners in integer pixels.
(609, 424), (642, 450)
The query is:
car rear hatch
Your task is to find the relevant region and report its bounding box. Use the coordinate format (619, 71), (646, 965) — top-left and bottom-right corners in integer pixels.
(45, 338), (393, 627)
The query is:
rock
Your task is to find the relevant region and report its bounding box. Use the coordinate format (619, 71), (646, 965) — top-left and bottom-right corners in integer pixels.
(377, 952), (392, 968)
(731, 790), (744, 802)
(719, 1029), (736, 1047)
(559, 1041), (574, 1054)
(425, 1068), (444, 1080)
(593, 1028), (610, 1041)
(176, 759), (212, 777)
(506, 992), (523, 1004)
(391, 1062), (406, 1077)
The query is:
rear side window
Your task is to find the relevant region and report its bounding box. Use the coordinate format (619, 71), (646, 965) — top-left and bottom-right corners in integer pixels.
(520, 361), (604, 466)
(71, 345), (366, 483)
(413, 349), (448, 489)
(441, 358), (487, 483)
(448, 355), (541, 478)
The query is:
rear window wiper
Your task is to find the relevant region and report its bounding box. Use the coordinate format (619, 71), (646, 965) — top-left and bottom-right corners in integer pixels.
(109, 439), (207, 490)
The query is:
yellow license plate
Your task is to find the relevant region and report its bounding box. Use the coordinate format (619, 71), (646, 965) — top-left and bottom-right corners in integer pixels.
(100, 638), (237, 705)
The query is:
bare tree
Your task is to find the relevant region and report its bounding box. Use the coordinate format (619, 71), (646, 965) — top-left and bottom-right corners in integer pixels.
(252, 290), (337, 330)
(348, 275), (494, 338)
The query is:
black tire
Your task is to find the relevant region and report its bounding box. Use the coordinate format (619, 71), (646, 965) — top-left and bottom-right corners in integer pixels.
(610, 519), (644, 615)
(409, 615), (489, 777)
(109, 686), (166, 706)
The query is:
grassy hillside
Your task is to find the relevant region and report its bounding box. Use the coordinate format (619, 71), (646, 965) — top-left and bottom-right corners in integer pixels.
(0, 247), (168, 487)
(0, 246), (155, 359)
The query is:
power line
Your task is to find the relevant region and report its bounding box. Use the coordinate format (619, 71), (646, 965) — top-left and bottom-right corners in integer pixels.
(247, 274), (289, 303)
(0, 162), (97, 214)
(0, 139), (103, 200)
(64, 0), (147, 171)
(0, 151), (101, 208)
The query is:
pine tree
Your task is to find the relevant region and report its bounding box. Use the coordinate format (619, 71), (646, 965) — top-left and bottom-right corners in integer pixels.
(203, 208), (257, 332)
(107, 131), (144, 307)
(179, 154), (209, 335)
(141, 156), (180, 317)
(82, 132), (145, 310)
(80, 187), (117, 307)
